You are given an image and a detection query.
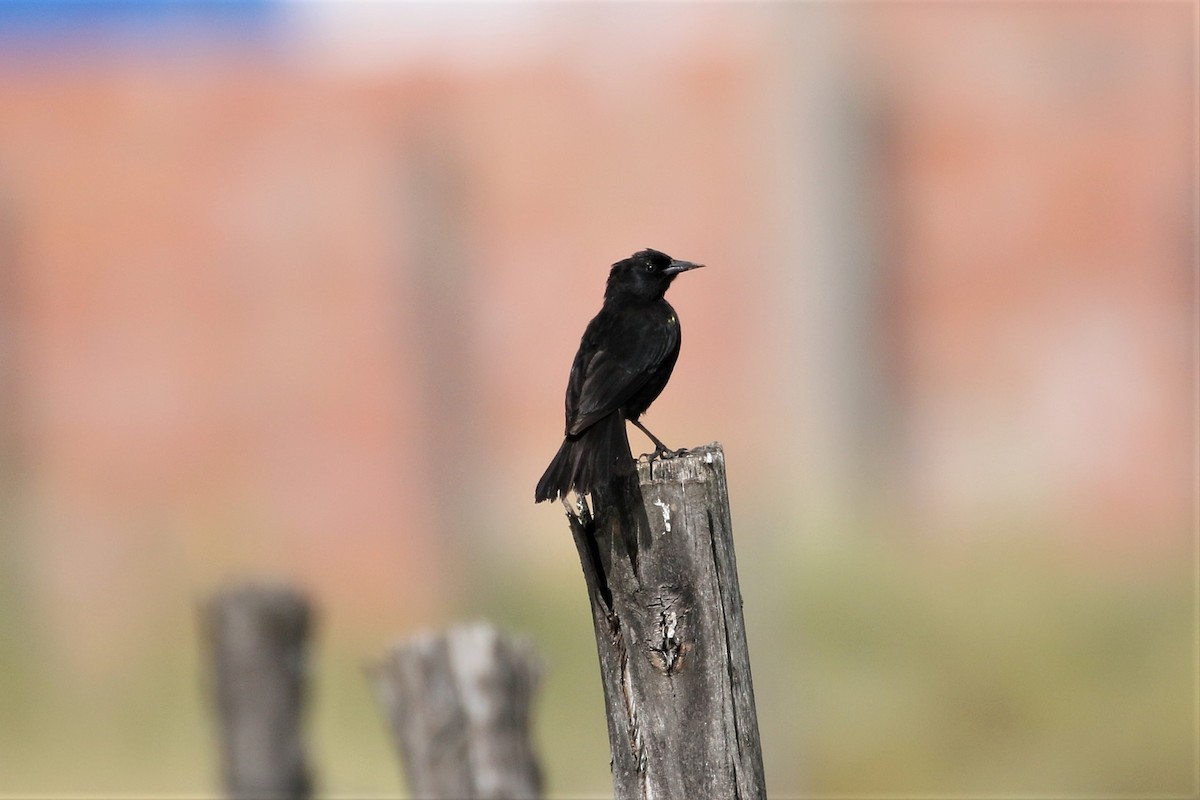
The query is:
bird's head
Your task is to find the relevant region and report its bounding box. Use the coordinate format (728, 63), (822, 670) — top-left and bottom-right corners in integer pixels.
(604, 248), (704, 302)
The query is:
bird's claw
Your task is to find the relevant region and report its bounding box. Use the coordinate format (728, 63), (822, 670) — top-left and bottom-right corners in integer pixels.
(639, 446), (688, 462)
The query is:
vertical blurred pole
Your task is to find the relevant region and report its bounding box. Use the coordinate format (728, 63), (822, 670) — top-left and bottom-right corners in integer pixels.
(203, 583), (314, 800)
(767, 5), (892, 530)
(0, 194), (16, 520)
(397, 109), (481, 558)
(0, 189), (33, 727)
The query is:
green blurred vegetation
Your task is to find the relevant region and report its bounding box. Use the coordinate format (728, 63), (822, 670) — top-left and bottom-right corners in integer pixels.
(0, 524), (1194, 798)
(746, 528), (1195, 795)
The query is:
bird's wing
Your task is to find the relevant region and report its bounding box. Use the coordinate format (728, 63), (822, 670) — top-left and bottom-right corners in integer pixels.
(565, 308), (678, 436)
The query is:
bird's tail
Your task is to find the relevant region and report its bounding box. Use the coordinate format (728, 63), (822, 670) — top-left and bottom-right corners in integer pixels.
(535, 412), (634, 503)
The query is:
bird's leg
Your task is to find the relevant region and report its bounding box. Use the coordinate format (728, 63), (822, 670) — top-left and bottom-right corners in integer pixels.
(630, 418), (684, 460)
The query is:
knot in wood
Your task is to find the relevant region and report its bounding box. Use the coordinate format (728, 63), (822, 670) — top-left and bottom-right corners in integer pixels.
(646, 592), (689, 675)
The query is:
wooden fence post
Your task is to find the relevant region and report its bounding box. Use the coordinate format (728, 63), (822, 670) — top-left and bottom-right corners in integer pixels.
(202, 582), (314, 800)
(369, 622), (544, 799)
(564, 442), (766, 799)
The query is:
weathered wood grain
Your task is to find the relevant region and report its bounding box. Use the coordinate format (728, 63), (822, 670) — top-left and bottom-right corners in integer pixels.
(564, 442), (766, 800)
(370, 623), (544, 799)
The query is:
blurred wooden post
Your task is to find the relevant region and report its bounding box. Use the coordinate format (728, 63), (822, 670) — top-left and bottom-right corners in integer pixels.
(565, 442), (766, 800)
(369, 622), (544, 799)
(203, 583), (313, 800)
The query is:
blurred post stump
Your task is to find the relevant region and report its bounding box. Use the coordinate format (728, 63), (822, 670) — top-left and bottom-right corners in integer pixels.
(202, 582), (313, 800)
(369, 622), (544, 799)
(565, 442), (766, 800)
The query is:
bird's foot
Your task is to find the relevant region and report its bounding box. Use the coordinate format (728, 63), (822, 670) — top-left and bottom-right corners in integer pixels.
(639, 445), (688, 462)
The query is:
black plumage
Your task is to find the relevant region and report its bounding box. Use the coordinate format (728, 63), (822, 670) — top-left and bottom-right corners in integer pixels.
(535, 248), (703, 503)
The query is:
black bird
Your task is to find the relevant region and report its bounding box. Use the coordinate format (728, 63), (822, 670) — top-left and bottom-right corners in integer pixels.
(535, 248), (703, 503)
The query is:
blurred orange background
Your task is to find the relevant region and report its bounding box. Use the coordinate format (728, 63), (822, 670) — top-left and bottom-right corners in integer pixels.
(0, 2), (1194, 797)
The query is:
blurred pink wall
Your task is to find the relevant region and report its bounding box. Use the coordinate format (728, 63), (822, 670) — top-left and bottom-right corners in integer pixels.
(0, 1), (1190, 656)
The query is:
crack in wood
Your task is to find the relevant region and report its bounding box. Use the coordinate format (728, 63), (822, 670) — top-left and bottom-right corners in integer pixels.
(609, 610), (648, 795)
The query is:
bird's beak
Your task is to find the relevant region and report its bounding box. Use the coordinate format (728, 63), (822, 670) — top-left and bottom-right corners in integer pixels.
(664, 259), (704, 276)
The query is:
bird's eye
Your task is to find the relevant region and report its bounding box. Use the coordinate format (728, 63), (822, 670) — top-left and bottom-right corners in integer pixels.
(645, 262), (655, 272)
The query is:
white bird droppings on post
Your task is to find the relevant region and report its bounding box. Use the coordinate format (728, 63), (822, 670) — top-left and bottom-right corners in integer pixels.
(653, 499), (672, 533)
